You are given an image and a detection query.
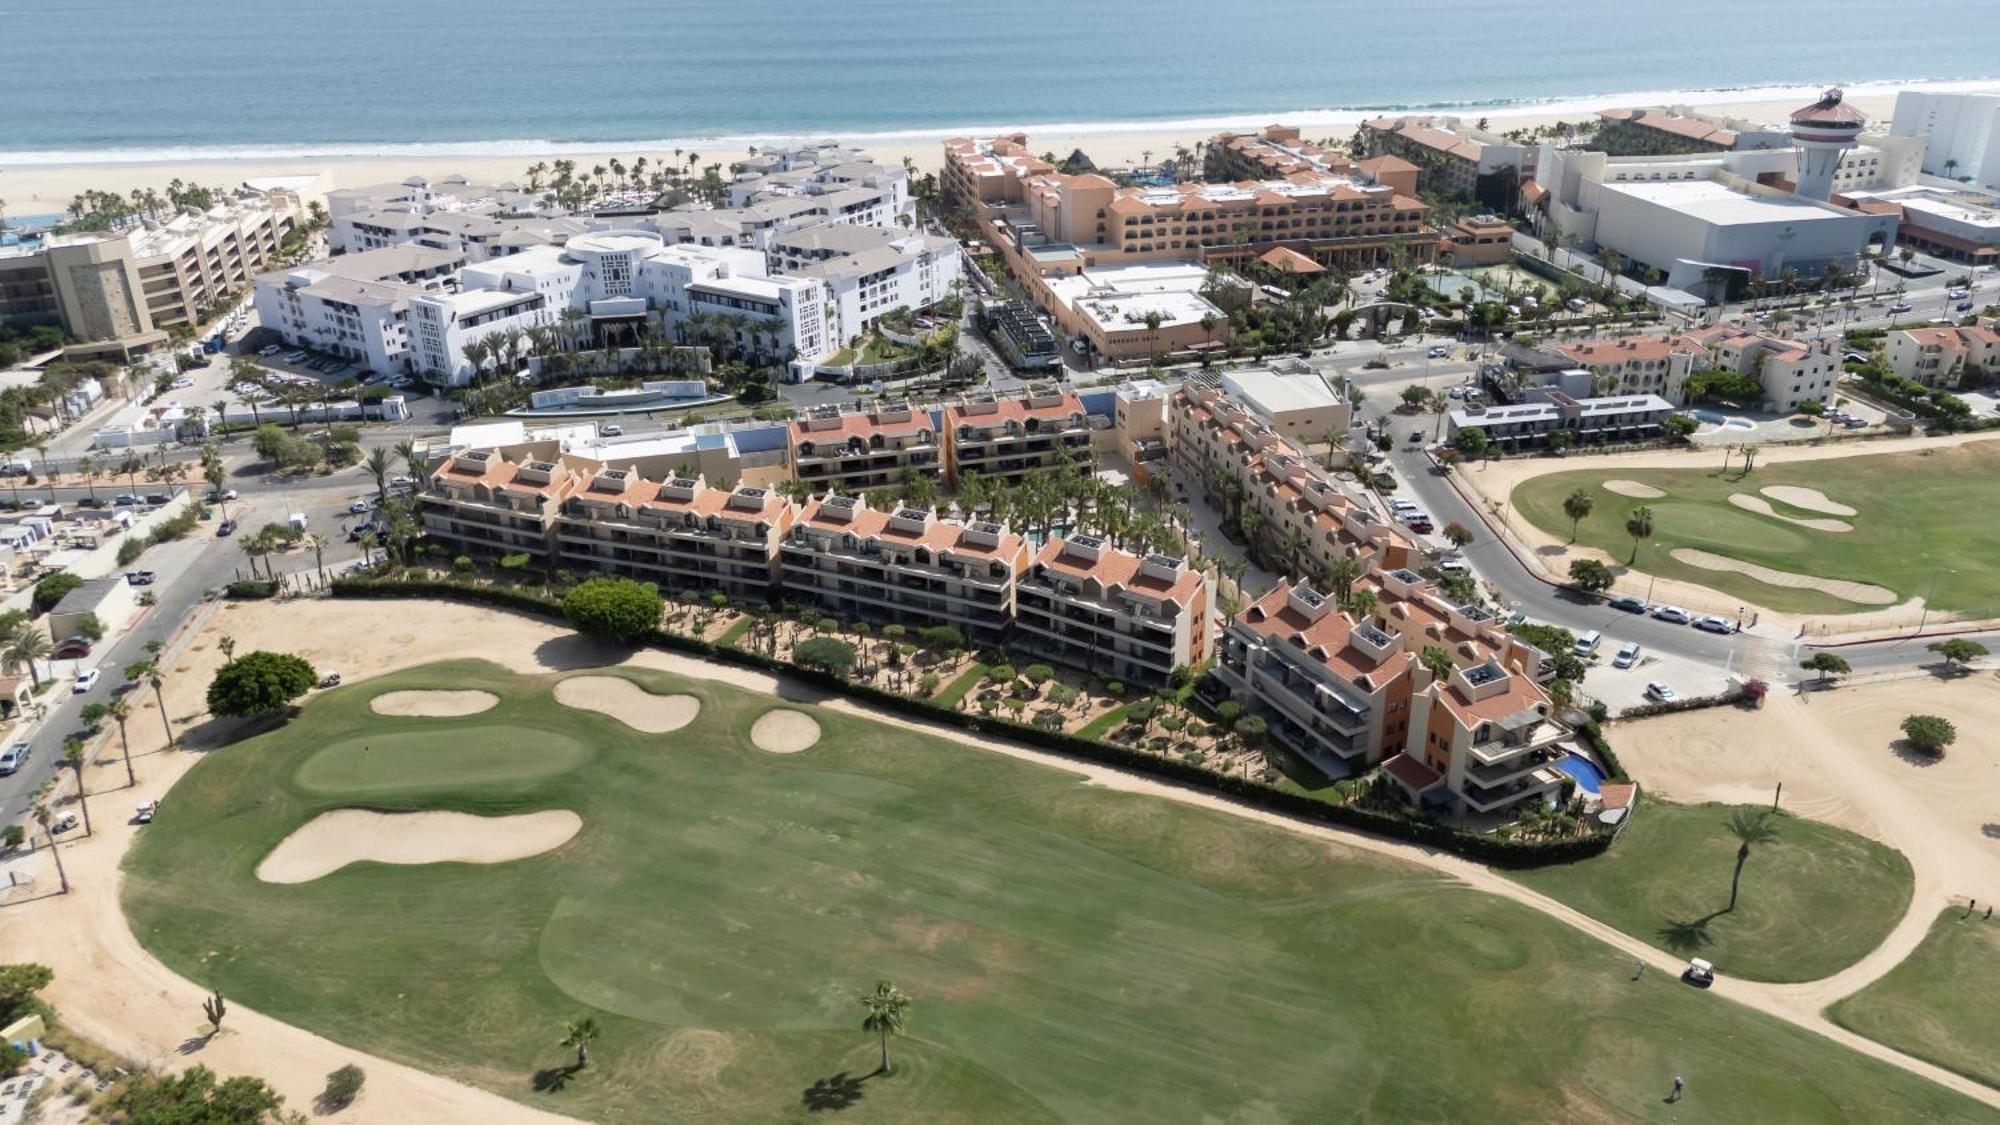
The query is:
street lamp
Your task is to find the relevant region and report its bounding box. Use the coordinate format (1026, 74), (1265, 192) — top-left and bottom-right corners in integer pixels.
(1916, 568), (1954, 634)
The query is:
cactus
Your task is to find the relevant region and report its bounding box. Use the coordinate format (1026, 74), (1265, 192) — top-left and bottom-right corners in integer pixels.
(202, 990), (227, 1033)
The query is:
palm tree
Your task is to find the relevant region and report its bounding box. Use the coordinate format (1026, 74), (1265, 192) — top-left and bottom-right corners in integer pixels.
(6, 627), (50, 689)
(1326, 555), (1360, 604)
(106, 698), (134, 787)
(365, 447), (391, 501)
(1344, 587), (1379, 621)
(61, 739), (92, 837)
(1562, 489), (1594, 542)
(1725, 809), (1780, 912)
(560, 1016), (600, 1069)
(859, 980), (910, 1075)
(1419, 644), (1454, 682)
(34, 806), (69, 894)
(1624, 505), (1655, 563)
(304, 532), (328, 586)
(129, 642), (173, 747)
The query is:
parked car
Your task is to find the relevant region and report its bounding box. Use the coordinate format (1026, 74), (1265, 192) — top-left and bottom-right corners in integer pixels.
(144, 492), (170, 505)
(601, 423), (624, 436)
(1694, 615), (1735, 634)
(258, 344), (281, 357)
(1650, 605), (1692, 625)
(1888, 301), (1913, 314)
(1613, 642), (1642, 669)
(1645, 681), (1676, 702)
(390, 474), (416, 487)
(72, 668), (101, 693)
(52, 639), (92, 659)
(0, 742), (29, 775)
(124, 570), (156, 586)
(217, 518), (238, 537)
(206, 488), (238, 502)
(1427, 345), (1450, 359)
(1572, 630), (1602, 657)
(1958, 301), (1976, 312)
(1438, 558), (1470, 575)
(112, 494), (141, 506)
(347, 498), (374, 514)
(1607, 595), (1647, 614)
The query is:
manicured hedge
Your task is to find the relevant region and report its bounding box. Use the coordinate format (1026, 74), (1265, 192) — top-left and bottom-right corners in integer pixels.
(1574, 721), (1629, 785)
(332, 578), (1616, 867)
(226, 579), (280, 599)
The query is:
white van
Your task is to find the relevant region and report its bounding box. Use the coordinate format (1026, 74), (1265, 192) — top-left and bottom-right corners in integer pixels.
(1572, 630), (1602, 657)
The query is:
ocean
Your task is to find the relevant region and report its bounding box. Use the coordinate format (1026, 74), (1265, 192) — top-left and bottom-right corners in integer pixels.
(2, 0), (1996, 161)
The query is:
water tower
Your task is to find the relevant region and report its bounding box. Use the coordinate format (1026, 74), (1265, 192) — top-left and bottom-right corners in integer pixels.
(1790, 88), (1867, 201)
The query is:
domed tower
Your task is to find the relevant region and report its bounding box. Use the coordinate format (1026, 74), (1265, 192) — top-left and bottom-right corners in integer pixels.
(1790, 88), (1867, 201)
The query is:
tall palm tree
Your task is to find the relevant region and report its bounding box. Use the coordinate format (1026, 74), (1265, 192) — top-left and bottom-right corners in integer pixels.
(34, 805), (69, 894)
(304, 532), (328, 585)
(1624, 506), (1655, 564)
(560, 1016), (600, 1069)
(365, 447), (391, 501)
(6, 627), (50, 689)
(129, 642), (173, 747)
(1345, 587), (1379, 621)
(859, 980), (910, 1074)
(106, 698), (134, 787)
(61, 739), (91, 837)
(76, 454), (98, 503)
(1326, 555), (1361, 605)
(1562, 489), (1594, 543)
(1419, 644), (1455, 682)
(1725, 809), (1780, 912)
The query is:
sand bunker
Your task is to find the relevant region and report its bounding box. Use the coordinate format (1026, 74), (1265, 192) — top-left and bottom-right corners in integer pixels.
(751, 709), (821, 754)
(554, 675), (699, 733)
(369, 690), (499, 718)
(256, 809), (581, 884)
(1669, 548), (1898, 604)
(1759, 485), (1858, 517)
(1602, 479), (1665, 499)
(1727, 494), (1853, 532)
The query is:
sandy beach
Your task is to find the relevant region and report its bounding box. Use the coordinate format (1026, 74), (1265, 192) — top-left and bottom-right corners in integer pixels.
(0, 85), (1959, 217)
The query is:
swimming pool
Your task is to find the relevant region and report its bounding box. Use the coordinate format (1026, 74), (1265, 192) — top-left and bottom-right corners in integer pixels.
(1556, 751), (1605, 794)
(1688, 409), (1755, 430)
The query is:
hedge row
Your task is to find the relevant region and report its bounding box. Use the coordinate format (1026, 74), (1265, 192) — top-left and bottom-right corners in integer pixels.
(1573, 721), (1629, 785)
(1616, 685), (1747, 721)
(331, 578), (1616, 867)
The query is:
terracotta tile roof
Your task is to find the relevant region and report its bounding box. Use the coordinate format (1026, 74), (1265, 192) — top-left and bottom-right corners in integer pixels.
(795, 498), (1027, 563)
(1598, 782), (1637, 811)
(1556, 335), (1701, 365)
(1383, 752), (1442, 790)
(1258, 246), (1324, 274)
(789, 409), (936, 447)
(1435, 673), (1549, 726)
(1358, 154), (1420, 176)
(1035, 537), (1204, 606)
(945, 393), (1087, 429)
(1236, 582), (1412, 685)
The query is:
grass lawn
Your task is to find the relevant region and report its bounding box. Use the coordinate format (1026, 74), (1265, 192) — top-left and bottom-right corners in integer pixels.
(713, 617), (753, 648)
(1073, 703), (1128, 740)
(1509, 441), (2000, 614)
(1509, 802), (1913, 982)
(122, 662), (1988, 1123)
(1832, 908), (2000, 1088)
(929, 663), (987, 707)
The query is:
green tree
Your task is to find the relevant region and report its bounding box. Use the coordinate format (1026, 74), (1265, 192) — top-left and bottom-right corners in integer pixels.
(60, 738), (91, 836)
(206, 651), (319, 717)
(319, 1065), (366, 1112)
(32, 805), (68, 893)
(4, 625), (50, 689)
(1567, 558), (1615, 593)
(562, 577), (664, 643)
(1800, 652), (1851, 686)
(1419, 644), (1455, 681)
(1899, 714), (1956, 755)
(1441, 522), (1474, 551)
(365, 446), (392, 501)
(1399, 384), (1430, 410)
(859, 980), (911, 1074)
(1624, 505), (1655, 563)
(1561, 488), (1595, 542)
(1453, 426), (1488, 459)
(561, 1015), (600, 1069)
(1927, 638), (1988, 672)
(0, 963), (53, 1026)
(104, 1065), (284, 1124)
(794, 637), (857, 677)
(1725, 808), (1780, 913)
(31, 571), (81, 613)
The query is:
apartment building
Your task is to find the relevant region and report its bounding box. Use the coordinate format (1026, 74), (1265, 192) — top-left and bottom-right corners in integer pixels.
(1391, 654), (1567, 817)
(1357, 116), (1534, 210)
(555, 470), (793, 601)
(1169, 386), (1418, 580)
(253, 244), (466, 375)
(1553, 334), (1706, 399)
(787, 401), (943, 494)
(781, 494), (1030, 647)
(1593, 109), (1741, 155)
(1204, 125), (1353, 181)
(942, 389), (1094, 487)
(1885, 324), (2000, 387)
(771, 226), (962, 344)
(0, 189), (305, 357)
(420, 448), (579, 564)
(1890, 90), (2000, 189)
(327, 176), (550, 255)
(1016, 535), (1210, 687)
(1446, 392), (1676, 446)
(1686, 325), (1841, 410)
(1443, 214), (1515, 266)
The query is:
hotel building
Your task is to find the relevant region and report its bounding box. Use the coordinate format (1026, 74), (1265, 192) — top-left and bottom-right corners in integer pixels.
(1685, 325), (1842, 410)
(420, 448), (580, 565)
(554, 470), (794, 602)
(942, 388), (1095, 487)
(1552, 334), (1706, 399)
(781, 494), (1031, 647)
(1016, 534), (1210, 687)
(1204, 125), (1354, 181)
(788, 401), (943, 495)
(1357, 116), (1535, 209)
(254, 244), (466, 375)
(0, 189), (306, 357)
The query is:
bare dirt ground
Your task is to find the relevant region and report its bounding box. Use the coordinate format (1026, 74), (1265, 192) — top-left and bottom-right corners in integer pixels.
(255, 809), (582, 884)
(749, 709), (821, 754)
(552, 675), (699, 733)
(369, 689), (499, 718)
(10, 598), (1996, 1116)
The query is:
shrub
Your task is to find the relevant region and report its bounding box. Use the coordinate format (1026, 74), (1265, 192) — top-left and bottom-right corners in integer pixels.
(1023, 664), (1054, 686)
(562, 577), (665, 642)
(1567, 558), (1614, 592)
(116, 538), (144, 566)
(986, 663), (1016, 684)
(452, 555), (473, 572)
(226, 579), (278, 599)
(320, 1065), (365, 1111)
(70, 612), (106, 641)
(1900, 714), (1956, 755)
(207, 651), (319, 717)
(31, 572), (81, 614)
(498, 553), (531, 570)
(794, 637), (857, 677)
(915, 624), (963, 651)
(2, 825), (22, 850)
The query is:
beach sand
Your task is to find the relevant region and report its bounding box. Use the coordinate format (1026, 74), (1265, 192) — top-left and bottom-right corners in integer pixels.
(0, 89), (1923, 216)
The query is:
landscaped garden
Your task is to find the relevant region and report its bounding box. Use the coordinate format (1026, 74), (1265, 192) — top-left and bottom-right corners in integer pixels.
(1509, 802), (1914, 982)
(120, 661), (1992, 1123)
(1510, 441), (2000, 615)
(1832, 907), (2000, 1088)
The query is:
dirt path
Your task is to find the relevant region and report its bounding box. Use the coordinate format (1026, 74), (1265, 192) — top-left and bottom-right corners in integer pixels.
(13, 599), (1995, 1115)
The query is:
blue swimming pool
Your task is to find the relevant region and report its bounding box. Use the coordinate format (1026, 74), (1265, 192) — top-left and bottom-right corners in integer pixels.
(1556, 751), (1605, 794)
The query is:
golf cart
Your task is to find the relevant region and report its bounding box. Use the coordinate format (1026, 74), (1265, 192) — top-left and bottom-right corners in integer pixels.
(318, 673), (342, 689)
(133, 800), (160, 825)
(1683, 958), (1715, 987)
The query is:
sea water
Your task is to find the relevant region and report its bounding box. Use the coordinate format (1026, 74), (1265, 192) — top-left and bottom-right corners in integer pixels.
(1, 0), (1995, 159)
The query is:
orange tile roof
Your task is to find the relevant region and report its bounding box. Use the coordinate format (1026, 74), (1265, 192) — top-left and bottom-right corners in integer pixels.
(795, 498), (1027, 562)
(1035, 537), (1204, 606)
(1237, 582), (1412, 685)
(789, 409), (936, 446)
(945, 393), (1086, 428)
(1436, 672), (1549, 726)
(1556, 334), (1701, 365)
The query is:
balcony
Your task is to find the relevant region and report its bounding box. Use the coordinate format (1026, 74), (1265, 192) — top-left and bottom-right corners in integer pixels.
(1457, 766), (1565, 814)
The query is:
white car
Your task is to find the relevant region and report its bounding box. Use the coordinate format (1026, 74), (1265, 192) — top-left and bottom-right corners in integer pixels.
(348, 498), (375, 514)
(1645, 681), (1677, 702)
(1613, 642), (1641, 669)
(1650, 605), (1692, 625)
(258, 344), (281, 357)
(73, 668), (101, 693)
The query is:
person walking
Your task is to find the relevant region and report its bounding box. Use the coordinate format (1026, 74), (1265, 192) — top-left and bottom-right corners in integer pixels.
(1669, 1075), (1684, 1103)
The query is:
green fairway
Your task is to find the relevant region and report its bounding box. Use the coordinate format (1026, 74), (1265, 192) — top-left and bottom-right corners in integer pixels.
(1509, 802), (1912, 982)
(123, 662), (1987, 1122)
(1509, 440), (2000, 615)
(1833, 909), (2000, 1088)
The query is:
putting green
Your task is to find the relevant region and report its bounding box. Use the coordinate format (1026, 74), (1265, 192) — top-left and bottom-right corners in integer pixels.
(1510, 440), (2000, 614)
(294, 725), (592, 796)
(122, 661), (1992, 1123)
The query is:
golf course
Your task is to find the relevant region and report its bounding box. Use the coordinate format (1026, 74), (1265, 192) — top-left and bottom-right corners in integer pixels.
(1510, 440), (2000, 615)
(1833, 908), (2000, 1090)
(121, 660), (1994, 1122)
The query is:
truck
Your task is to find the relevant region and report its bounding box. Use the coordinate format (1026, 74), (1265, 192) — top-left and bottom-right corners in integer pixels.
(288, 511), (309, 532)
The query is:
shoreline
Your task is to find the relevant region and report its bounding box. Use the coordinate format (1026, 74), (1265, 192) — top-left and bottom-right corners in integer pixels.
(3, 77), (1994, 215)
